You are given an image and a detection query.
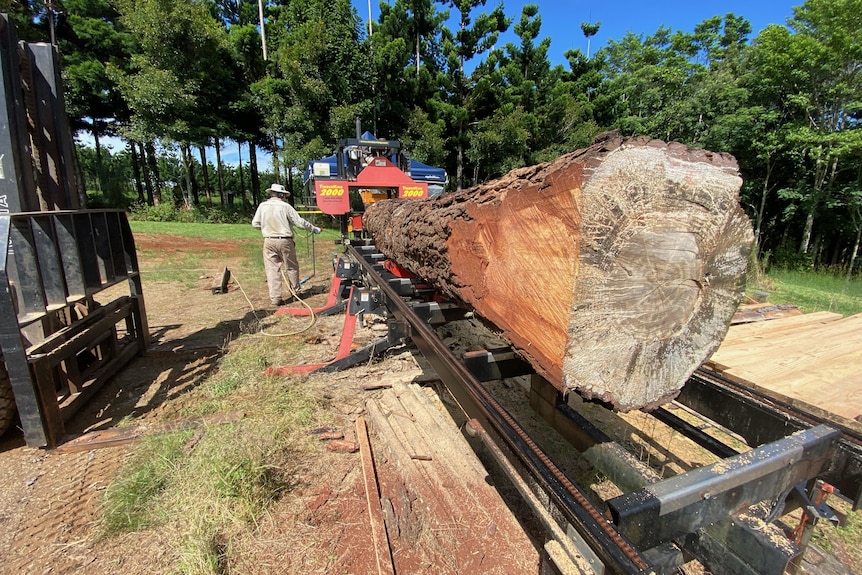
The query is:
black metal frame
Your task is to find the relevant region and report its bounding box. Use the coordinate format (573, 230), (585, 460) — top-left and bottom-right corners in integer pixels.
(0, 210), (149, 447)
(680, 370), (862, 508)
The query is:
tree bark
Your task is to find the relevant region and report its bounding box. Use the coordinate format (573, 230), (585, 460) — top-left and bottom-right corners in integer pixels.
(363, 133), (754, 411)
(249, 142), (260, 206)
(129, 140), (145, 204)
(237, 140), (245, 207)
(138, 141), (154, 206)
(199, 145), (212, 207)
(179, 143), (195, 208)
(144, 140), (161, 205)
(215, 139), (225, 206)
(187, 144), (200, 206)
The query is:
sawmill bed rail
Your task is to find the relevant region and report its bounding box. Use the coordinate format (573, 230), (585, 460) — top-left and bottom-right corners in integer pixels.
(334, 239), (859, 575)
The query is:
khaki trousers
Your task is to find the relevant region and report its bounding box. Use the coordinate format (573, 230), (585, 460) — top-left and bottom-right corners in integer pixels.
(263, 237), (300, 302)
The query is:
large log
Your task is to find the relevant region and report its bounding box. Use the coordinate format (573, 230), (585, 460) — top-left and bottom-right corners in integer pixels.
(363, 133), (754, 411)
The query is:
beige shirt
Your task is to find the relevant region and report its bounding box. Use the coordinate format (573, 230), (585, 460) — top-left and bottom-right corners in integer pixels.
(251, 197), (316, 238)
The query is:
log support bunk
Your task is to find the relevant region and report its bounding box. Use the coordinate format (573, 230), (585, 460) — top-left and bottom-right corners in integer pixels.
(274, 239), (862, 575)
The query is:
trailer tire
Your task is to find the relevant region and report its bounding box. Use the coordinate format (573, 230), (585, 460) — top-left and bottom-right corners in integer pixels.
(0, 358), (15, 437)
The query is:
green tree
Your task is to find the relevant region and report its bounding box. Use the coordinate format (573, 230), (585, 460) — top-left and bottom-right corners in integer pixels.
(440, 0), (509, 189)
(371, 0), (448, 140)
(57, 0), (134, 190)
(0, 0), (49, 41)
(747, 0), (862, 255)
(111, 0), (242, 206)
(466, 4), (571, 179)
(255, 0), (371, 180)
(580, 21), (599, 58)
(595, 15), (752, 146)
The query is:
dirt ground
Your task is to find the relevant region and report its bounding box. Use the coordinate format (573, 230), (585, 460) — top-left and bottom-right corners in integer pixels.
(0, 233), (858, 575)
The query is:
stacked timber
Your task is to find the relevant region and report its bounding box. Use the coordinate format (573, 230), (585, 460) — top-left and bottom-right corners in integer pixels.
(363, 133), (754, 411)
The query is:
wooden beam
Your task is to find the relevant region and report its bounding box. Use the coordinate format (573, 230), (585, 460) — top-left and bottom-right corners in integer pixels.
(356, 416), (396, 575)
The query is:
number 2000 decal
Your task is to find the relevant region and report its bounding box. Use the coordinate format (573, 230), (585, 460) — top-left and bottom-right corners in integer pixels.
(318, 185), (345, 197)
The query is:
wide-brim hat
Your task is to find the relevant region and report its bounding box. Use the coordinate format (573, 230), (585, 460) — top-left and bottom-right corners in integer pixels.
(267, 183), (290, 196)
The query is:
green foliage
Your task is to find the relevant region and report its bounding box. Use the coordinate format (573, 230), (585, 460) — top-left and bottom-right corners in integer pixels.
(49, 0), (862, 273)
(128, 202), (253, 224)
(128, 221), (262, 240)
(100, 326), (327, 571)
(745, 0), (862, 254)
(59, 0), (134, 137)
(254, 0), (371, 167)
(401, 106), (448, 167)
(771, 248), (814, 272)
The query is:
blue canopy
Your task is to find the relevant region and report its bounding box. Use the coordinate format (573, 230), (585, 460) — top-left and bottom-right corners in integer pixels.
(303, 132), (447, 186)
(408, 159), (447, 183)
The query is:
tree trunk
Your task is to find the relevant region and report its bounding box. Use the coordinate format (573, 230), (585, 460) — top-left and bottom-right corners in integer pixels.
(800, 208), (815, 254)
(754, 158), (773, 254)
(849, 218), (861, 280)
(93, 131), (103, 192)
(138, 141), (154, 206)
(249, 142), (260, 206)
(187, 144), (200, 206)
(363, 133), (754, 411)
(199, 145), (212, 207)
(129, 141), (145, 204)
(215, 139), (225, 205)
(287, 167), (294, 207)
(179, 143), (194, 208)
(144, 140), (161, 205)
(456, 126), (464, 191)
(237, 140), (245, 207)
(271, 133), (282, 185)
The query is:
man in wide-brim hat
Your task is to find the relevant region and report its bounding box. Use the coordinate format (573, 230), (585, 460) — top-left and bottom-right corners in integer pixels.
(252, 183), (321, 306)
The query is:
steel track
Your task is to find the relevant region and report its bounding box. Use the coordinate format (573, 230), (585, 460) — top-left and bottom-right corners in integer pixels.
(344, 240), (861, 573)
(347, 243), (651, 574)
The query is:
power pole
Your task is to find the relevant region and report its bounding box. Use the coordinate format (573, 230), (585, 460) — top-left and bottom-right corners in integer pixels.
(257, 0), (268, 60)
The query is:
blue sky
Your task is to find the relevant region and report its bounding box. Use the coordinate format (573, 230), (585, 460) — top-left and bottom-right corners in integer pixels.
(231, 1), (802, 167)
(358, 0), (801, 64)
(488, 0), (800, 62)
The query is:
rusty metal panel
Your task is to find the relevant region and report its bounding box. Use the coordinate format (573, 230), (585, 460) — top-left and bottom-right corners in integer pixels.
(23, 42), (81, 210)
(0, 15), (38, 213)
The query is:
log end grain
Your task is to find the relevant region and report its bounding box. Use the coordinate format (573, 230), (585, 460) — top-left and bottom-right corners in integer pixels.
(564, 143), (753, 410)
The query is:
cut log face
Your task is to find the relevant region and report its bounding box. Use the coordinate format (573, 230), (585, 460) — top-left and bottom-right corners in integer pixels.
(363, 134), (754, 411)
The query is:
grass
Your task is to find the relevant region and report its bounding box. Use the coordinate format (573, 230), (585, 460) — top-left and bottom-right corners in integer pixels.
(811, 495), (862, 561)
(129, 220), (335, 286)
(100, 220), (337, 573)
(748, 268), (862, 316)
(100, 335), (329, 574)
(130, 221), (263, 241)
(101, 430), (193, 533)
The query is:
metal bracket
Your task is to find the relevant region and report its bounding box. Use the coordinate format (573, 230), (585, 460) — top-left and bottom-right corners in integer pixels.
(462, 347), (534, 382)
(608, 425), (840, 550)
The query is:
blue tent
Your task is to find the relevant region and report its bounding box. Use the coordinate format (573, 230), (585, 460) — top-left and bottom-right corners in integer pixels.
(303, 132), (447, 186)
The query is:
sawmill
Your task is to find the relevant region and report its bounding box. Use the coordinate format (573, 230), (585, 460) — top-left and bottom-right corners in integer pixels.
(266, 128), (861, 574)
